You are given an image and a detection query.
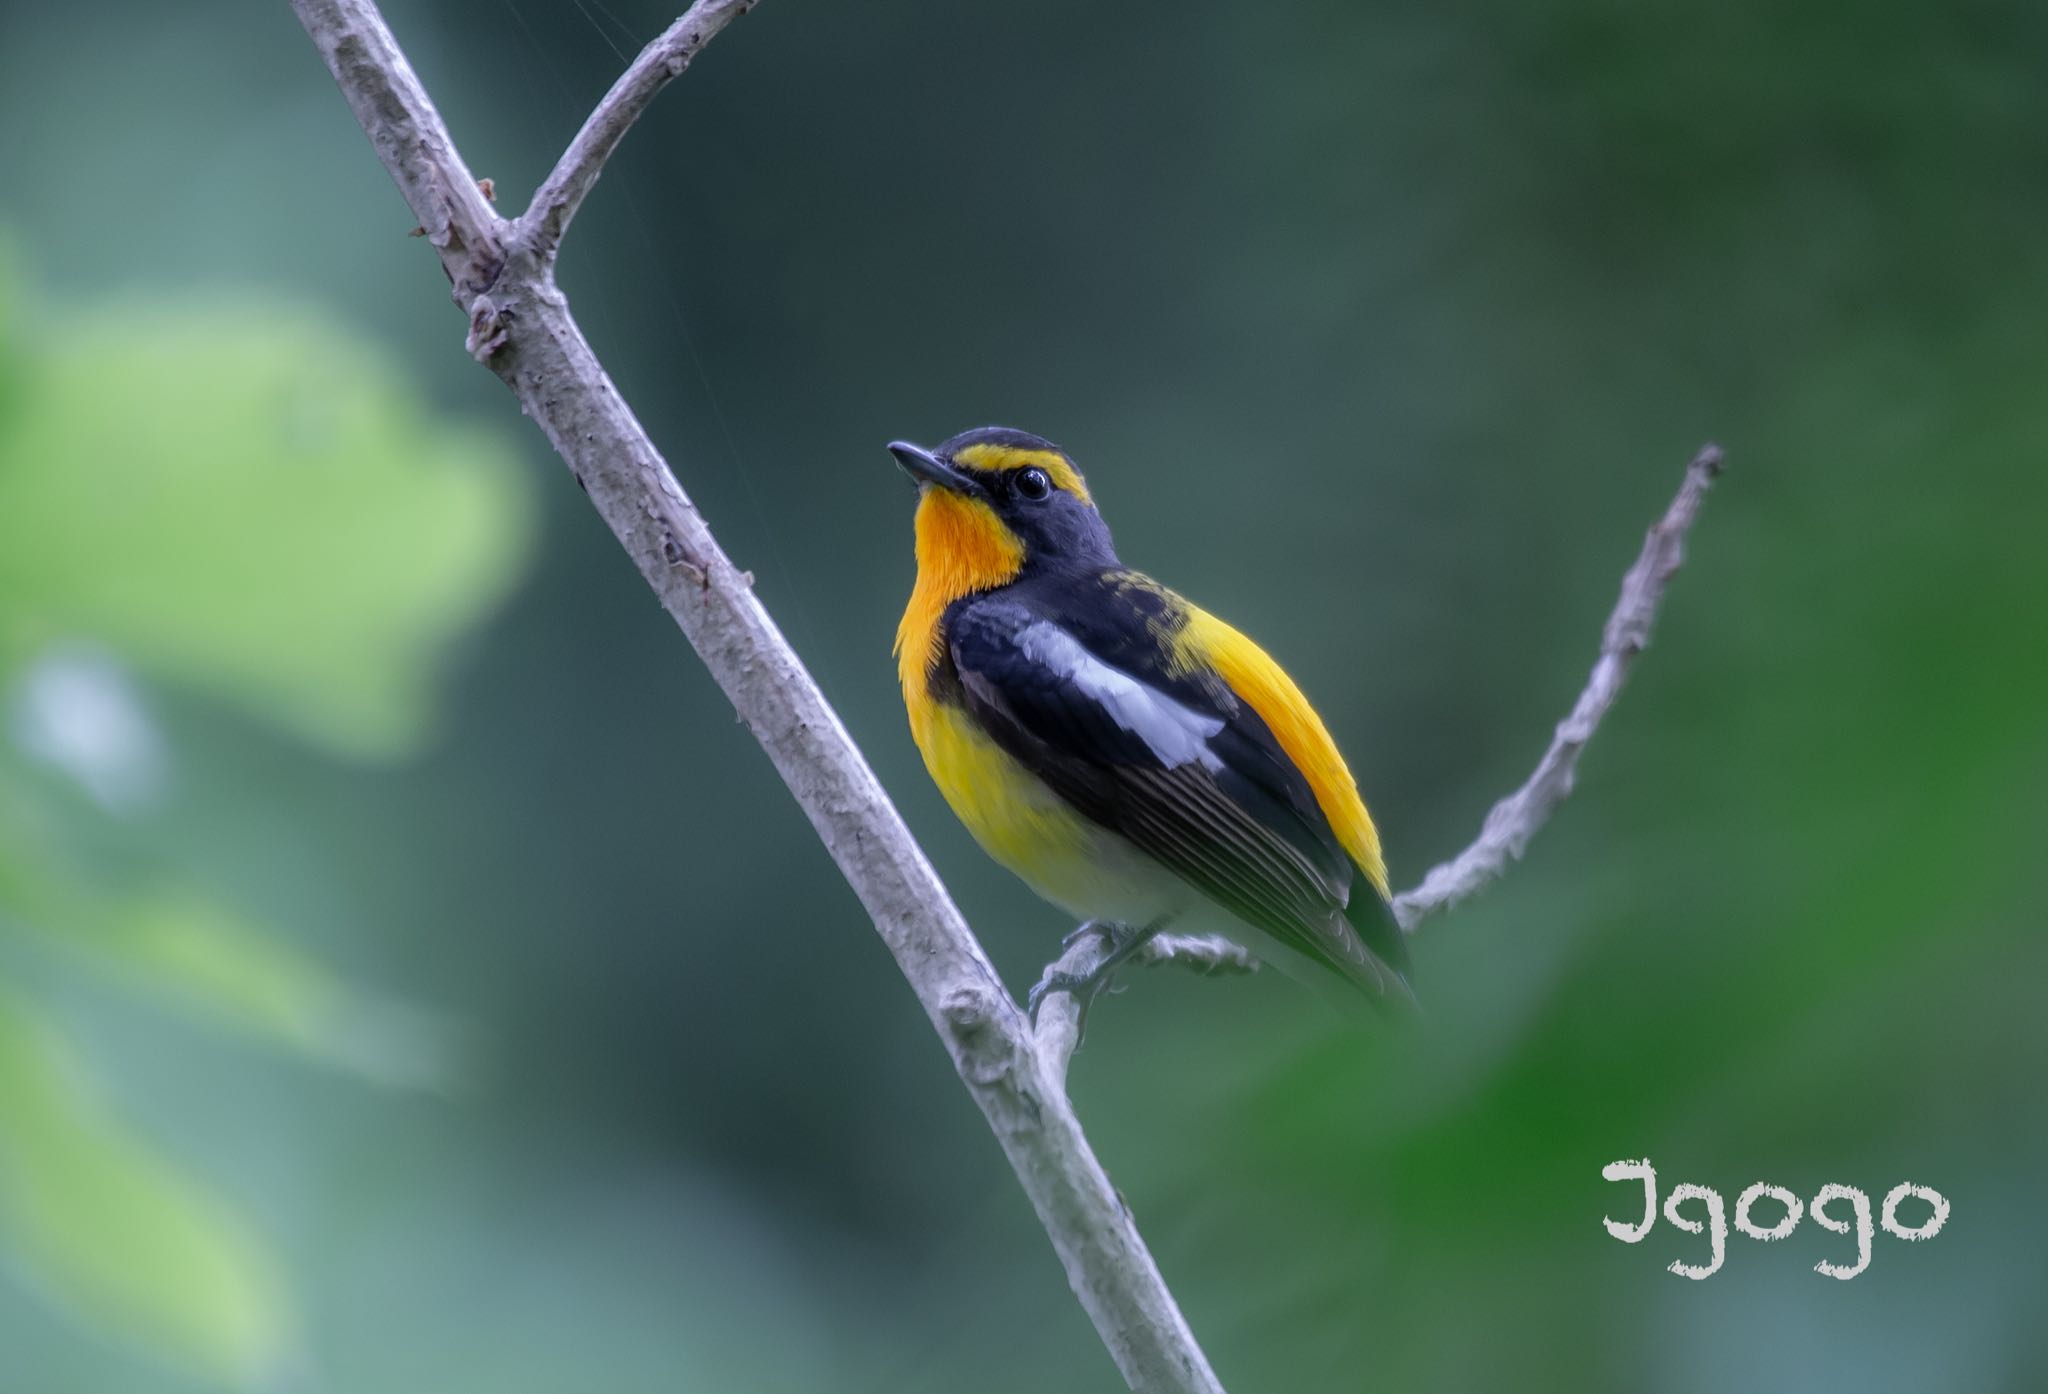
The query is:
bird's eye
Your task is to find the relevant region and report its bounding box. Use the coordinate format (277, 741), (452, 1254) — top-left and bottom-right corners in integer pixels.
(1015, 467), (1053, 501)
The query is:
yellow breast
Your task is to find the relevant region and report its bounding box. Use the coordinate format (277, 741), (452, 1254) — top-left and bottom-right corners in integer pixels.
(895, 488), (1114, 910)
(906, 698), (1099, 889)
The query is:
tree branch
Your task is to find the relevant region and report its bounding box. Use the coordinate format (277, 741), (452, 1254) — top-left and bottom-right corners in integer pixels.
(290, 2), (1222, 1389)
(1391, 443), (1723, 928)
(292, 0), (502, 304)
(517, 0), (757, 259)
(1032, 444), (1724, 1080)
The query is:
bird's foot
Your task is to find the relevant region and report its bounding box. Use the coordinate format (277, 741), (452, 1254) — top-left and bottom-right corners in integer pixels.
(1027, 963), (1122, 1039)
(1059, 919), (1108, 952)
(1027, 920), (1157, 1042)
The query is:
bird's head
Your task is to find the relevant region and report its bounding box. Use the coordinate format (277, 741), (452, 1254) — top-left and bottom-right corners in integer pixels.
(888, 427), (1116, 594)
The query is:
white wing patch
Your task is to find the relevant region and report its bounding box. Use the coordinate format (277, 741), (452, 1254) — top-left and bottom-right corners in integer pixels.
(1016, 622), (1224, 770)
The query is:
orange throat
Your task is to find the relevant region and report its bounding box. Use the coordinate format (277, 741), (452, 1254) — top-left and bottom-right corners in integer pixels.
(895, 489), (1025, 699)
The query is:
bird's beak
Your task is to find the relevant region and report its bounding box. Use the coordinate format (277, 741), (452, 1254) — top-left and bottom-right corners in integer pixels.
(888, 440), (980, 496)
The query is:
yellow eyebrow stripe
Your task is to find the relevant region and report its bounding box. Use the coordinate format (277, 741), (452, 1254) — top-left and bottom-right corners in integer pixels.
(952, 444), (1092, 504)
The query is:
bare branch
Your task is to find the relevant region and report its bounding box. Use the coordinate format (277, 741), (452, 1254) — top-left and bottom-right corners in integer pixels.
(1034, 444), (1722, 1083)
(292, 0), (504, 302)
(516, 0), (757, 259)
(290, 2), (1221, 1389)
(1391, 443), (1723, 929)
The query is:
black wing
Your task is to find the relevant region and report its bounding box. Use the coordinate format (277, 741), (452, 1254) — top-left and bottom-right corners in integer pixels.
(945, 592), (1400, 998)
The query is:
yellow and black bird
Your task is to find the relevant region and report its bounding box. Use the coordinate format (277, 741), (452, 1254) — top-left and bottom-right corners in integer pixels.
(890, 427), (1410, 1017)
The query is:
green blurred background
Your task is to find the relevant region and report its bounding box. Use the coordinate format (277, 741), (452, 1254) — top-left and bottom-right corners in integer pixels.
(2, 0), (2044, 1389)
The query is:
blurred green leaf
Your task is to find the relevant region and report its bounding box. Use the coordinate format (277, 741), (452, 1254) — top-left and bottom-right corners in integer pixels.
(0, 814), (453, 1087)
(112, 891), (459, 1089)
(0, 250), (497, 1386)
(0, 286), (533, 758)
(0, 991), (293, 1385)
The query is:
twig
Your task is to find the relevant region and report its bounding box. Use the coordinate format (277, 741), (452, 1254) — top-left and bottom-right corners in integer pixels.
(517, 0), (757, 259)
(1391, 443), (1723, 928)
(289, 2), (1222, 1390)
(1033, 444), (1724, 1078)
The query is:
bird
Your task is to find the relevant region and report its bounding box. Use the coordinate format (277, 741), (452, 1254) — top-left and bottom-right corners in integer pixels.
(889, 426), (1410, 1022)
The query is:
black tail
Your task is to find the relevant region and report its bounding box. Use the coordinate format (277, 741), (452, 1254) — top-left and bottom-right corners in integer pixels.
(1346, 885), (1416, 1006)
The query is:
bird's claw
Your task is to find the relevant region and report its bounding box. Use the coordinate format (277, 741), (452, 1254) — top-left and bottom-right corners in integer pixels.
(1027, 965), (1119, 1040)
(1029, 918), (1161, 1045)
(1059, 920), (1106, 951)
(1027, 968), (1089, 1024)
